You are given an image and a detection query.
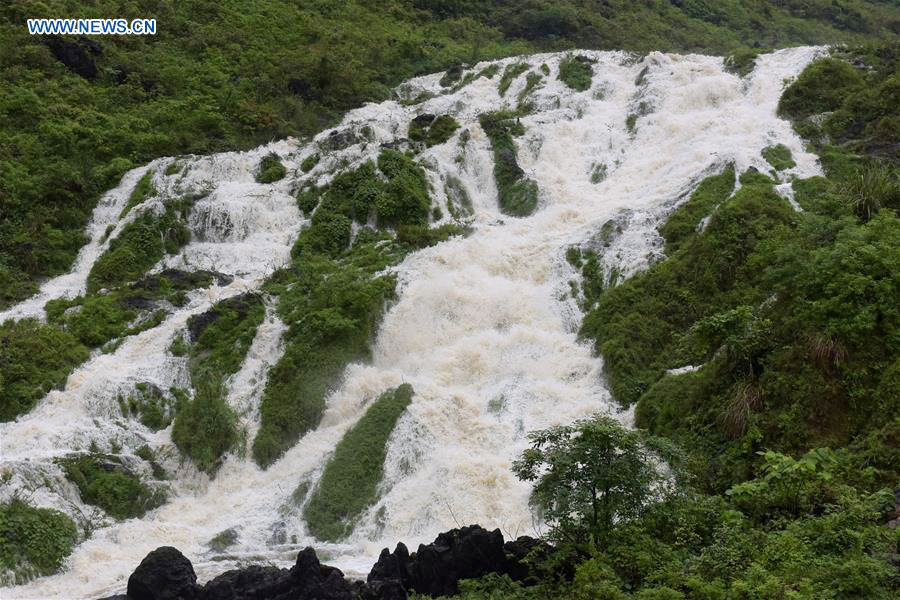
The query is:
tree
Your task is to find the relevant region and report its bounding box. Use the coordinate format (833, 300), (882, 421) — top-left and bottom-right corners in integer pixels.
(513, 415), (677, 547)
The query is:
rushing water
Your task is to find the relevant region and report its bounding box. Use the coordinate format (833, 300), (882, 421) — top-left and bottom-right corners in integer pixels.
(1, 47), (824, 599)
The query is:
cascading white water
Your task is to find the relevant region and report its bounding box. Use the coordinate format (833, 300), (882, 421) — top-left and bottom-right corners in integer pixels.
(1, 47), (825, 599)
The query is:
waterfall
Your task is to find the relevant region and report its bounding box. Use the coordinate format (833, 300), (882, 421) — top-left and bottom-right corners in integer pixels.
(1, 47), (824, 599)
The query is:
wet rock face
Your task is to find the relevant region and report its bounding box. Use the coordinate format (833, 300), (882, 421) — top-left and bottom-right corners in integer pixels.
(126, 546), (198, 600)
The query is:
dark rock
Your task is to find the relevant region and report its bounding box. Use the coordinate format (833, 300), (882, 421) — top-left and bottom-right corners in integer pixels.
(200, 565), (295, 600)
(45, 36), (100, 79)
(187, 293), (258, 342)
(290, 548), (356, 600)
(367, 525), (537, 597)
(122, 295), (156, 310)
(109, 525), (551, 600)
(321, 129), (359, 152)
(127, 546), (199, 600)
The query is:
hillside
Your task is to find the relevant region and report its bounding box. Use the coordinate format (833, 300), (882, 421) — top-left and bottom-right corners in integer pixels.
(1, 0), (898, 308)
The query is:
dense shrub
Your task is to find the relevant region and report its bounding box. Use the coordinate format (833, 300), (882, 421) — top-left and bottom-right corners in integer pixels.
(0, 319), (89, 421)
(87, 205), (191, 293)
(59, 454), (165, 519)
(253, 240), (404, 468)
(255, 153), (287, 184)
(0, 499), (78, 585)
(761, 144), (796, 171)
(657, 166), (735, 253)
(120, 172), (156, 219)
(557, 55), (594, 91)
(479, 111), (539, 217)
(304, 384), (414, 541)
(171, 379), (239, 476)
(778, 58), (863, 119)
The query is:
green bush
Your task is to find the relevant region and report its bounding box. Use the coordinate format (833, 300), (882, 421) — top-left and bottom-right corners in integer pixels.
(87, 205), (191, 293)
(171, 379), (239, 475)
(253, 241), (403, 468)
(761, 144), (796, 171)
(120, 172), (156, 219)
(724, 48), (759, 77)
(304, 384), (413, 541)
(778, 58), (863, 119)
(658, 166), (735, 253)
(410, 114), (461, 147)
(499, 63), (530, 96)
(396, 223), (467, 248)
(60, 454), (165, 519)
(558, 55), (594, 91)
(0, 319), (89, 421)
(479, 111), (539, 217)
(300, 153), (320, 173)
(255, 152), (287, 183)
(119, 383), (175, 431)
(0, 499), (78, 585)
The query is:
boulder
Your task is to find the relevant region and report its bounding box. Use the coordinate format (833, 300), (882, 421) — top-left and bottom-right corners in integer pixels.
(127, 546), (199, 600)
(367, 525), (537, 597)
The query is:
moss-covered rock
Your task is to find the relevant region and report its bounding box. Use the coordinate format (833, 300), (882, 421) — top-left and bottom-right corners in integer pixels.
(658, 166), (736, 253)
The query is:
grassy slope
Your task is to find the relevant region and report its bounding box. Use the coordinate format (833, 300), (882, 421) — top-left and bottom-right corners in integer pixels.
(1, 1), (898, 309)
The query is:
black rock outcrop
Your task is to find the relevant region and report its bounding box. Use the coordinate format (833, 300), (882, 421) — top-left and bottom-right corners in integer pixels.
(99, 525), (549, 600)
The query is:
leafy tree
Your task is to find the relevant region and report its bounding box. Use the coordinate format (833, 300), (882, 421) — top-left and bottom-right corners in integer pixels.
(513, 415), (677, 546)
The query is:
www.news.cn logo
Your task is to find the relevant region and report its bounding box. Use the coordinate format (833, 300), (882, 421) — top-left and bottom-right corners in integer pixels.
(27, 18), (156, 35)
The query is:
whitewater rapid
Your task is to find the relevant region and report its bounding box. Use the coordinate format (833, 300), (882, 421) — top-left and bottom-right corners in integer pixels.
(1, 47), (824, 598)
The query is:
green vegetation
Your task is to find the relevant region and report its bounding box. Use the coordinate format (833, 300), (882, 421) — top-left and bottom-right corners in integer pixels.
(171, 380), (240, 476)
(304, 384), (414, 541)
(658, 166), (735, 253)
(118, 383), (175, 431)
(479, 111), (539, 217)
(557, 55), (594, 91)
(1, 2), (896, 311)
(46, 269), (217, 351)
(513, 415), (673, 546)
(430, 443), (897, 599)
(300, 153), (320, 173)
(396, 223), (467, 248)
(120, 172), (156, 219)
(0, 499), (78, 585)
(253, 238), (406, 468)
(59, 454), (165, 519)
(517, 72), (543, 109)
(87, 204), (191, 293)
(255, 152), (287, 184)
(575, 45), (899, 517)
(762, 144), (796, 171)
(0, 319), (89, 421)
(723, 48), (759, 77)
(171, 293), (266, 474)
(409, 114), (461, 147)
(499, 63), (530, 96)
